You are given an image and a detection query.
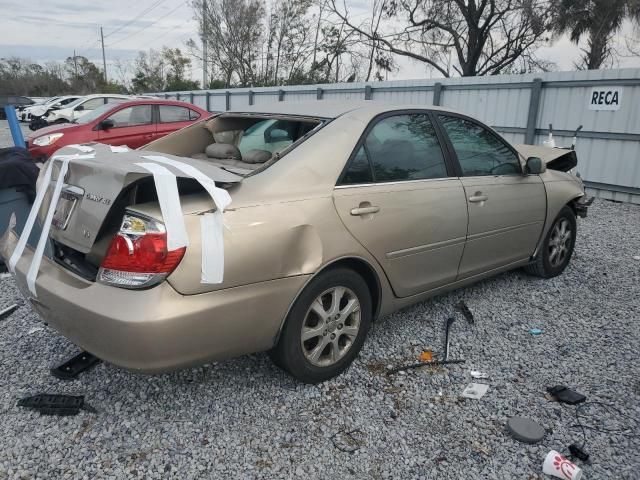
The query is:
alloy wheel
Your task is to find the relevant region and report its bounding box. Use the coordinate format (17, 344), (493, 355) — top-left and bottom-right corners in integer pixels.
(548, 218), (572, 268)
(300, 286), (361, 367)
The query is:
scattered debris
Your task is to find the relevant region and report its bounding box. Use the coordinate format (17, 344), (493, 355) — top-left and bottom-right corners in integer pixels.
(455, 300), (474, 324)
(633, 255), (640, 261)
(418, 350), (433, 362)
(461, 383), (489, 400)
(546, 386), (586, 405)
(331, 429), (363, 453)
(17, 394), (96, 416)
(27, 327), (43, 335)
(470, 370), (489, 379)
(0, 303), (18, 321)
(444, 317), (456, 361)
(506, 416), (545, 444)
(51, 351), (101, 381)
(529, 328), (544, 336)
(542, 450), (583, 480)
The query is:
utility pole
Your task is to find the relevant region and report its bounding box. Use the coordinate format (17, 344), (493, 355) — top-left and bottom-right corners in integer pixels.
(202, 1), (208, 88)
(100, 26), (108, 84)
(73, 49), (78, 78)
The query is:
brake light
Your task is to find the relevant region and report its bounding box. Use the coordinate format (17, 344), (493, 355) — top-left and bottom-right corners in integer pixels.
(98, 213), (185, 289)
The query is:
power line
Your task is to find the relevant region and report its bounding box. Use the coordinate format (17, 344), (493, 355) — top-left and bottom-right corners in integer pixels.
(107, 1), (189, 48)
(103, 0), (167, 39)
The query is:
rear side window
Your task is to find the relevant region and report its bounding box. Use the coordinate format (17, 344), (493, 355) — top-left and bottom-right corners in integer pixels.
(106, 105), (152, 127)
(159, 105), (199, 122)
(342, 113), (448, 184)
(439, 115), (521, 176)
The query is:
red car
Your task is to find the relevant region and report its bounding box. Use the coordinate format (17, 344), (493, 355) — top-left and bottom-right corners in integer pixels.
(27, 99), (210, 161)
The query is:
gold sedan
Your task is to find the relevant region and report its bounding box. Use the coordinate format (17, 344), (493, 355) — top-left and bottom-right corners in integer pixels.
(2, 102), (589, 383)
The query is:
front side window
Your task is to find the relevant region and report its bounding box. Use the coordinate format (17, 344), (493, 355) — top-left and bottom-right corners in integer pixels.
(106, 105), (152, 128)
(342, 113), (448, 184)
(439, 115), (521, 176)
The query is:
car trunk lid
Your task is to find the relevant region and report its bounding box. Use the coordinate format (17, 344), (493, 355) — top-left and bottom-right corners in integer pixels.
(42, 144), (242, 255)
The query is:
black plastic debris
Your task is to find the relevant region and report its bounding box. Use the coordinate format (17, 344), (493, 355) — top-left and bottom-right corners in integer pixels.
(17, 394), (96, 416)
(547, 386), (587, 405)
(51, 351), (101, 380)
(0, 304), (18, 321)
(455, 300), (474, 324)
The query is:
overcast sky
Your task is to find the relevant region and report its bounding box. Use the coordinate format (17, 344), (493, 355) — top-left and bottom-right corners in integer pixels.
(0, 0), (639, 83)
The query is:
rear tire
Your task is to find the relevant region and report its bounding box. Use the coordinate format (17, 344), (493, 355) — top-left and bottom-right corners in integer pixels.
(270, 268), (372, 384)
(525, 205), (576, 278)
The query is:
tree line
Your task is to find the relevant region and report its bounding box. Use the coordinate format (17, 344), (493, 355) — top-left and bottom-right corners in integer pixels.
(1, 0), (638, 96)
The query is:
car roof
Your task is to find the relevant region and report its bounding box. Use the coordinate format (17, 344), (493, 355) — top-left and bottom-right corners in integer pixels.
(228, 101), (465, 119)
(101, 98), (209, 110)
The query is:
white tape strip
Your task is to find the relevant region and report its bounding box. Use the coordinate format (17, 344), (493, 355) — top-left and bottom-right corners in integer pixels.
(8, 160), (55, 273)
(141, 155), (231, 284)
(9, 153), (95, 294)
(26, 159), (70, 296)
(135, 163), (189, 251)
(141, 155), (231, 212)
(200, 212), (224, 283)
(110, 145), (130, 153)
(67, 144), (95, 153)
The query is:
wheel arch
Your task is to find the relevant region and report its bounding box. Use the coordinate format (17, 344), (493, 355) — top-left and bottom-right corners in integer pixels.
(272, 256), (383, 347)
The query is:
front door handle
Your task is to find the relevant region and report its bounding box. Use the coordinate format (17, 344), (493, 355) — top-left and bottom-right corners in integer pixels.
(469, 193), (488, 203)
(350, 206), (380, 216)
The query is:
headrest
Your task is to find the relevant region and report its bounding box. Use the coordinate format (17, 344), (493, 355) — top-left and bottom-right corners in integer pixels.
(242, 149), (272, 164)
(205, 143), (241, 160)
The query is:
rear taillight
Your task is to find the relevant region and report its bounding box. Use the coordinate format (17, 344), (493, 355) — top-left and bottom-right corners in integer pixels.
(98, 213), (185, 289)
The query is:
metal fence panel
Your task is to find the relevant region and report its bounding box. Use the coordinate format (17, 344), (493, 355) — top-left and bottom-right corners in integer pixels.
(151, 68), (640, 203)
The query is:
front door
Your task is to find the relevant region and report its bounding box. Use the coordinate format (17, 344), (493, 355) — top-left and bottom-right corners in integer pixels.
(437, 114), (546, 279)
(333, 112), (468, 298)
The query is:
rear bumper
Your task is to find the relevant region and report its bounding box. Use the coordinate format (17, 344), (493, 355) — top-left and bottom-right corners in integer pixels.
(2, 230), (307, 373)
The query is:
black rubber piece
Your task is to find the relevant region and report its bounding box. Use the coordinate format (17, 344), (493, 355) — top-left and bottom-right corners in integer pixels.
(50, 351), (101, 381)
(0, 304), (18, 321)
(17, 394), (95, 416)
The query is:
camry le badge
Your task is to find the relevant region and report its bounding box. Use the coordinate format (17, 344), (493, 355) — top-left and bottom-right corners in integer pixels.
(85, 193), (111, 205)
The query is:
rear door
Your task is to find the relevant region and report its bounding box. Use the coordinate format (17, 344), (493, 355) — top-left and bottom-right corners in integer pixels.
(97, 104), (155, 148)
(436, 114), (546, 279)
(156, 105), (201, 141)
(333, 111), (468, 298)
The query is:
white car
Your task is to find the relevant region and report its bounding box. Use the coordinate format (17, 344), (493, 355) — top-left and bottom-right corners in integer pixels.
(20, 97), (59, 121)
(45, 94), (132, 124)
(26, 96), (81, 121)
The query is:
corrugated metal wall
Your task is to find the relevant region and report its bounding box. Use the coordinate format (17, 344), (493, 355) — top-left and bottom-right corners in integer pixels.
(155, 68), (640, 204)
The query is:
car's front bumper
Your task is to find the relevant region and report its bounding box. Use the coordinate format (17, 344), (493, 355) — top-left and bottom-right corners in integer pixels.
(2, 230), (307, 373)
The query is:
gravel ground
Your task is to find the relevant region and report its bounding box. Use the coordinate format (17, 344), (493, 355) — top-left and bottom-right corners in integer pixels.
(0, 120), (639, 479)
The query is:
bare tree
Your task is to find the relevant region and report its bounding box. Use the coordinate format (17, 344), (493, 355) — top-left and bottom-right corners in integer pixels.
(191, 0), (265, 87)
(329, 0), (551, 77)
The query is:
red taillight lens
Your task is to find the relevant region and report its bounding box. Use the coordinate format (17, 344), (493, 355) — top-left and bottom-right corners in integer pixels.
(98, 213), (185, 289)
(101, 233), (185, 273)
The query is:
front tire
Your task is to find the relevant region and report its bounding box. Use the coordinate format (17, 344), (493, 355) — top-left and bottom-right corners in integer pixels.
(525, 205), (576, 278)
(270, 268), (372, 384)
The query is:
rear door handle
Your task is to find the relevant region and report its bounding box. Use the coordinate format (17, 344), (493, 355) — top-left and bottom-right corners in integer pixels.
(350, 206), (380, 216)
(469, 194), (488, 203)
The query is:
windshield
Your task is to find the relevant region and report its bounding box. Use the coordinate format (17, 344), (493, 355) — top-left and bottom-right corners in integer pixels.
(75, 103), (117, 124)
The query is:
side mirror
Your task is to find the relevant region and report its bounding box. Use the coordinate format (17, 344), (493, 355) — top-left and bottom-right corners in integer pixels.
(99, 118), (115, 130)
(525, 156), (546, 175)
(75, 105), (84, 111)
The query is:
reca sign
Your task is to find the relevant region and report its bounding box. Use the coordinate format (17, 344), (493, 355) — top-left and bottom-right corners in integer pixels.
(589, 87), (623, 111)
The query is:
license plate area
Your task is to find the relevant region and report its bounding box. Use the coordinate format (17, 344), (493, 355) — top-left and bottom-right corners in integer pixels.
(52, 188), (82, 231)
